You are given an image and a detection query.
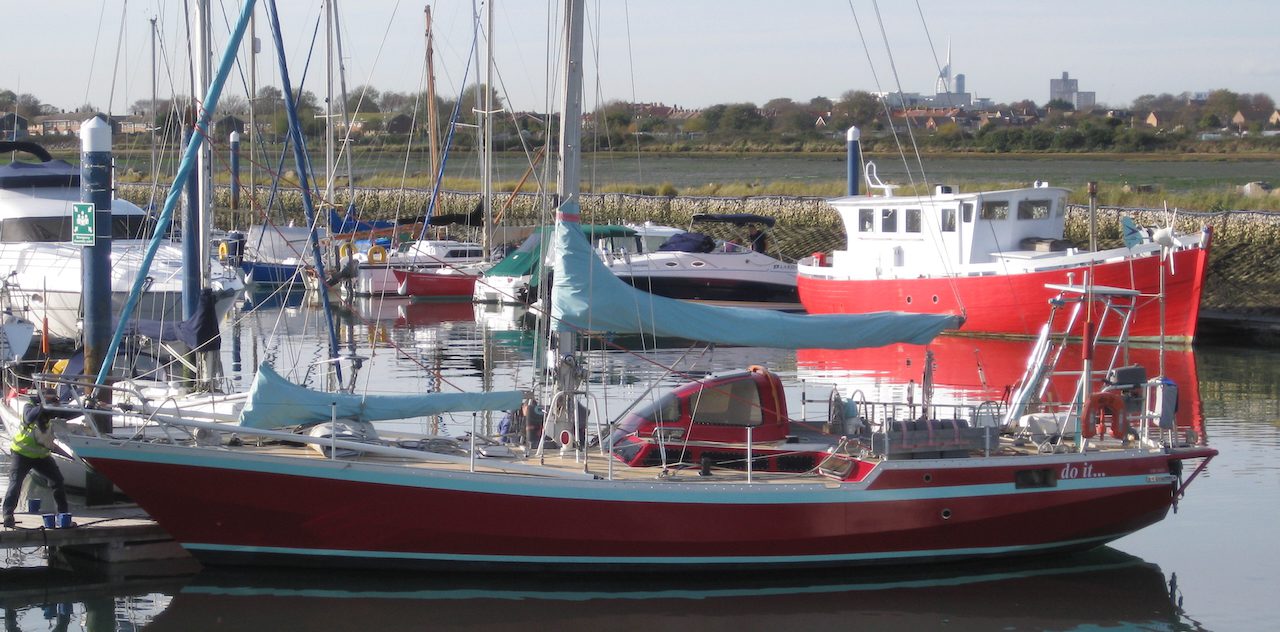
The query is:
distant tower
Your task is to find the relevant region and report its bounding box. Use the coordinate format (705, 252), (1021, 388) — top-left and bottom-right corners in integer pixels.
(935, 41), (952, 94)
(1049, 71), (1078, 104)
(954, 74), (965, 96)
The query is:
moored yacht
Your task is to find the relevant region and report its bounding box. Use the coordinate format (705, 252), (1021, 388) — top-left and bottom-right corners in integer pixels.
(0, 140), (242, 343)
(606, 214), (799, 307)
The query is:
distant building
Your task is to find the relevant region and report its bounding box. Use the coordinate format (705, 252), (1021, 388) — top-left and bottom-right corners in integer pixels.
(385, 113), (413, 134)
(881, 45), (975, 109)
(1, 112), (29, 139)
(1231, 110), (1250, 130)
(1049, 72), (1095, 110)
(215, 115), (246, 138)
(1144, 111), (1179, 129)
(1049, 72), (1077, 103)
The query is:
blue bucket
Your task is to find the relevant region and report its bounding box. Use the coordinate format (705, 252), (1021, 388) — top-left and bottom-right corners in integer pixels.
(26, 498), (40, 513)
(41, 514), (55, 529)
(56, 513), (73, 528)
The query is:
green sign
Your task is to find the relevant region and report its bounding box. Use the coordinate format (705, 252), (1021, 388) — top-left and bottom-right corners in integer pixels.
(72, 202), (95, 246)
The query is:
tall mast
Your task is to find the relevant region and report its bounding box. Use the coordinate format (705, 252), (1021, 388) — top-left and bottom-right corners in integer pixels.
(482, 0), (495, 257)
(324, 0), (335, 208)
(149, 16), (158, 185)
(185, 0), (213, 322)
(424, 6), (440, 192)
(332, 0), (357, 211)
(248, 7), (256, 217)
(198, 0), (212, 283)
(557, 0), (583, 209)
(547, 0), (585, 446)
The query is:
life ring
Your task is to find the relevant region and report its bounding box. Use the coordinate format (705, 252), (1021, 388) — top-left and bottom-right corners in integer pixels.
(338, 241), (355, 260)
(1081, 391), (1128, 439)
(367, 245), (388, 265)
(217, 241), (229, 260)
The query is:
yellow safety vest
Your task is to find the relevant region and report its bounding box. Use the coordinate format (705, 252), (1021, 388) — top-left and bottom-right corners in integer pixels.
(10, 417), (51, 459)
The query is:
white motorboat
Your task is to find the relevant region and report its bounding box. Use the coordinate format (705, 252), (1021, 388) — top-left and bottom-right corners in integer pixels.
(0, 140), (243, 342)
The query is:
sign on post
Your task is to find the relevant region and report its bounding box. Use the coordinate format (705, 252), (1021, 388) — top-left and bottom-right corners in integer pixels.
(72, 202), (95, 246)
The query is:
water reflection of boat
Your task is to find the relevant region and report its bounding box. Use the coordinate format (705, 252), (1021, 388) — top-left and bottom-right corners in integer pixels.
(141, 548), (1184, 631)
(473, 301), (535, 332)
(397, 300), (475, 328)
(240, 286), (307, 311)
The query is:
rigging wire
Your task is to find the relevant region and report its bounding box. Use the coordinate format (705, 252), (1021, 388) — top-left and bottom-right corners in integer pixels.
(107, 0), (129, 116)
(622, 0), (643, 184)
(845, 0), (967, 317)
(913, 0), (955, 109)
(82, 1), (112, 110)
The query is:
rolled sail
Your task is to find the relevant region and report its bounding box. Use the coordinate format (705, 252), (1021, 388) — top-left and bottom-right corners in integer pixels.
(239, 363), (524, 429)
(550, 203), (961, 350)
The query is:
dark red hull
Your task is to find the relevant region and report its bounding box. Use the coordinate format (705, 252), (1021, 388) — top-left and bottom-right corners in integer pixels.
(392, 268), (479, 299)
(71, 437), (1212, 570)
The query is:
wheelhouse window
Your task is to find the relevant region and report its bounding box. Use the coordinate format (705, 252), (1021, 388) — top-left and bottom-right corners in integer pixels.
(881, 209), (897, 233)
(1054, 199), (1066, 217)
(980, 200), (1009, 220)
(905, 209), (921, 233)
(1017, 199), (1052, 220)
(962, 202), (974, 223)
(858, 208), (874, 232)
(689, 378), (763, 427)
(941, 208), (957, 232)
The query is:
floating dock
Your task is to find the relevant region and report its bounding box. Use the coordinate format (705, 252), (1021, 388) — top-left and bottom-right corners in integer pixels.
(0, 504), (189, 564)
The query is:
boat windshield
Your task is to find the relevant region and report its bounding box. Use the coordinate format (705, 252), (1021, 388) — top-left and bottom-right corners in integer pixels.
(1, 215), (158, 243)
(612, 392), (680, 443)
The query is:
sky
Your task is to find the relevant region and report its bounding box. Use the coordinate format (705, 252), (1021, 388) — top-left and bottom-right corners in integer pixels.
(4, 0), (1279, 116)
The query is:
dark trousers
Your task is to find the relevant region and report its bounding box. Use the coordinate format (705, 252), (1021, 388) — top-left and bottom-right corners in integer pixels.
(2, 453), (69, 517)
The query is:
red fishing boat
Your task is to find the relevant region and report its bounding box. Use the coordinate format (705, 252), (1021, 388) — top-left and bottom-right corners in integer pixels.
(797, 129), (1211, 344)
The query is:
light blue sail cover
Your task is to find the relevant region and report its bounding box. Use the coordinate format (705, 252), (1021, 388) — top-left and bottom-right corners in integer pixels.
(551, 202), (961, 349)
(239, 363), (524, 429)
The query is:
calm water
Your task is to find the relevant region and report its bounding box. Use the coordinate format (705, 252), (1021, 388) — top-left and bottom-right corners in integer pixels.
(2, 293), (1278, 631)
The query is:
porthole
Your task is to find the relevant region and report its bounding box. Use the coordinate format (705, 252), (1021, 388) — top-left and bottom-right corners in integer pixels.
(905, 296), (913, 304)
(932, 295), (939, 304)
(941, 508), (952, 520)
(922, 473), (933, 483)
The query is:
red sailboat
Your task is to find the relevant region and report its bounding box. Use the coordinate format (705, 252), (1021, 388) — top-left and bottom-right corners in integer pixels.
(53, 0), (1214, 573)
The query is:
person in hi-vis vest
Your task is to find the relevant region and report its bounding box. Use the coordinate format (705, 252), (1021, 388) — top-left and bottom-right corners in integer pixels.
(3, 395), (69, 528)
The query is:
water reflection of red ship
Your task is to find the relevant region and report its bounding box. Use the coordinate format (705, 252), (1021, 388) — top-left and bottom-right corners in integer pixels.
(396, 300), (475, 328)
(797, 336), (1204, 439)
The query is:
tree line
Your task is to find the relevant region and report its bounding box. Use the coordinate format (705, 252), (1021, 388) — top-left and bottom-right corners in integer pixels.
(6, 85), (1277, 153)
